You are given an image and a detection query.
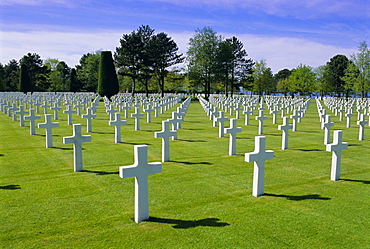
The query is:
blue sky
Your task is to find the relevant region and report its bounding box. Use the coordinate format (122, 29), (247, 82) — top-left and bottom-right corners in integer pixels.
(1, 0), (369, 73)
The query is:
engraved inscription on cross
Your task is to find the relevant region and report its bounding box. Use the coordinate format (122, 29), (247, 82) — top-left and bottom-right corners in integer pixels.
(119, 145), (162, 223)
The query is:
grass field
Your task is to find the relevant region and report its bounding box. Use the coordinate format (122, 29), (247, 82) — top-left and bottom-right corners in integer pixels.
(1, 97), (369, 248)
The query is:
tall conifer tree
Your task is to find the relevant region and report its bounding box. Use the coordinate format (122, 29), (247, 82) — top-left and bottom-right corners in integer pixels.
(97, 51), (119, 98)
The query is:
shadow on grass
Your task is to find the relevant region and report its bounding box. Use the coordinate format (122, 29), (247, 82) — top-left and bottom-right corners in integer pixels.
(82, 170), (119, 175)
(264, 193), (331, 201)
(52, 147), (73, 150)
(92, 131), (115, 135)
(0, 154), (4, 156)
(341, 179), (370, 184)
(148, 217), (230, 229)
(121, 142), (152, 145)
(171, 160), (213, 165)
(183, 128), (203, 131)
(292, 148), (322, 152)
(0, 185), (21, 190)
(35, 134), (61, 137)
(177, 139), (207, 143)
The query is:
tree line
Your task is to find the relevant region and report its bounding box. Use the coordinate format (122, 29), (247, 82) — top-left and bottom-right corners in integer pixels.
(1, 26), (369, 98)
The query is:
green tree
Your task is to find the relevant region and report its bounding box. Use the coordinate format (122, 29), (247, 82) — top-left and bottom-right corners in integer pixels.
(76, 52), (100, 92)
(341, 62), (359, 96)
(350, 41), (370, 97)
(115, 26), (147, 96)
(19, 52), (50, 91)
(251, 59), (274, 95)
(0, 63), (4, 91)
(313, 65), (328, 96)
(323, 54), (349, 96)
(69, 68), (82, 92)
(287, 64), (316, 96)
(216, 36), (253, 97)
(2, 60), (19, 91)
(275, 69), (291, 96)
(164, 68), (185, 93)
(187, 27), (222, 100)
(151, 32), (184, 97)
(98, 51), (119, 99)
(19, 64), (32, 93)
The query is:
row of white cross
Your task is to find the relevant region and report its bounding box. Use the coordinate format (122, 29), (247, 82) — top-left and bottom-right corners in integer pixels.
(2, 93), (368, 224)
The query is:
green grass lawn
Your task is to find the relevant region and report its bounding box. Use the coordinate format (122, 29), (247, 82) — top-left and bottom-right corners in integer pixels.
(1, 97), (369, 248)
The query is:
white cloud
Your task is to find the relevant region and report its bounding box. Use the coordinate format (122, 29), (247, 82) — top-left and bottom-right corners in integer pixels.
(145, 0), (369, 18)
(1, 29), (356, 73)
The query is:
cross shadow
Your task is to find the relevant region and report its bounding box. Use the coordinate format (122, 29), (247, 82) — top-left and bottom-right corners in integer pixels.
(82, 170), (119, 175)
(0, 154), (4, 157)
(177, 139), (207, 143)
(52, 147), (73, 150)
(171, 160), (213, 165)
(264, 193), (331, 201)
(121, 142), (152, 145)
(341, 179), (370, 184)
(293, 149), (321, 152)
(148, 217), (230, 229)
(92, 131), (115, 134)
(263, 133), (281, 136)
(0, 185), (21, 190)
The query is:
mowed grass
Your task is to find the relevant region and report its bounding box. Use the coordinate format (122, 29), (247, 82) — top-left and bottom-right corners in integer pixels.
(1, 98), (369, 248)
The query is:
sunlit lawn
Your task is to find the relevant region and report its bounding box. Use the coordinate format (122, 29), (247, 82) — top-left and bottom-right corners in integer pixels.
(1, 97), (369, 248)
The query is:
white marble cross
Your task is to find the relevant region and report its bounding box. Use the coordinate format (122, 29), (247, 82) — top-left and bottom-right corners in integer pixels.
(109, 113), (127, 143)
(326, 130), (348, 181)
(345, 109), (353, 128)
(154, 120), (177, 162)
(357, 114), (368, 141)
(82, 107), (96, 133)
(24, 108), (41, 135)
(63, 124), (92, 172)
(216, 111), (228, 137)
(9, 103), (19, 120)
(323, 115), (334, 145)
(119, 145), (162, 223)
(106, 104), (118, 122)
(131, 107), (144, 131)
(38, 114), (59, 148)
(278, 116), (293, 150)
(243, 107), (253, 125)
(290, 109), (300, 132)
(224, 118), (242, 155)
(122, 102), (131, 118)
(50, 103), (62, 120)
(41, 101), (50, 114)
(63, 104), (76, 125)
(270, 106), (279, 124)
(245, 136), (274, 197)
(255, 109), (267, 135)
(15, 105), (28, 127)
(74, 102), (84, 116)
(144, 104), (154, 123)
(235, 103), (242, 119)
(167, 111), (181, 132)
